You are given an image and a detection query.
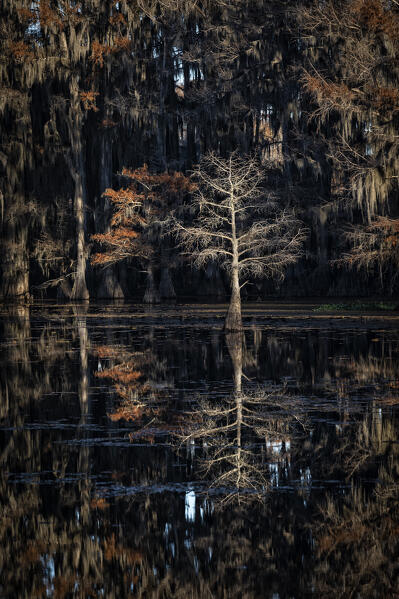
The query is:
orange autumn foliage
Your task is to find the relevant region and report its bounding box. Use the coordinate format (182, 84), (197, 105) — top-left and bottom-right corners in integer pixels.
(350, 0), (399, 40)
(302, 72), (355, 105)
(371, 87), (399, 112)
(39, 0), (63, 30)
(90, 496), (110, 510)
(103, 534), (143, 565)
(90, 41), (111, 68)
(8, 41), (35, 63)
(17, 7), (36, 24)
(91, 165), (193, 268)
(96, 365), (142, 384)
(109, 13), (126, 27)
(101, 118), (118, 128)
(80, 90), (99, 112)
(113, 36), (132, 53)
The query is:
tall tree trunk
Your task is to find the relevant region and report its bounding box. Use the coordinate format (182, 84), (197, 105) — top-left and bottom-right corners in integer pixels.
(225, 266), (242, 331)
(225, 196), (242, 331)
(0, 91), (32, 301)
(71, 166), (89, 300)
(1, 205), (30, 301)
(69, 79), (89, 300)
(143, 261), (160, 303)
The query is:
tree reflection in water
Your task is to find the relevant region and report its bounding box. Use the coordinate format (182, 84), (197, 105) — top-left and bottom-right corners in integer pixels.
(179, 331), (308, 503)
(0, 305), (399, 597)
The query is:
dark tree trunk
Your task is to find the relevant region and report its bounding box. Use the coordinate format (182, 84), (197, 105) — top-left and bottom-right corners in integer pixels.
(69, 80), (89, 301)
(143, 262), (160, 304)
(159, 266), (176, 299)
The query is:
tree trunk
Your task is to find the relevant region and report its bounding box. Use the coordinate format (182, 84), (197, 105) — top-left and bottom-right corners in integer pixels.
(225, 330), (243, 395)
(225, 195), (242, 331)
(1, 212), (30, 301)
(143, 262), (160, 303)
(159, 266), (176, 299)
(71, 167), (89, 300)
(69, 79), (89, 301)
(225, 266), (242, 331)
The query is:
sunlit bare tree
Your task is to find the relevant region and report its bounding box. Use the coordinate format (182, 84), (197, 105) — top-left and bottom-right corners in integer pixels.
(172, 152), (306, 330)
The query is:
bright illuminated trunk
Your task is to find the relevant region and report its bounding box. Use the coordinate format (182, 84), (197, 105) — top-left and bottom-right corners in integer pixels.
(225, 196), (242, 331)
(69, 78), (89, 301)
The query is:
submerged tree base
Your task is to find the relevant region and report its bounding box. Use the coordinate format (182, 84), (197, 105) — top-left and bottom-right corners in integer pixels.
(224, 305), (243, 332)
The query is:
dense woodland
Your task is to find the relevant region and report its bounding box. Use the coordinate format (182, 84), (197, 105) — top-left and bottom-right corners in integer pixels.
(1, 0), (399, 302)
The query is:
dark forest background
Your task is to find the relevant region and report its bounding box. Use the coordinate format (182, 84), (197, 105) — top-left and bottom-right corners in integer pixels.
(1, 0), (398, 302)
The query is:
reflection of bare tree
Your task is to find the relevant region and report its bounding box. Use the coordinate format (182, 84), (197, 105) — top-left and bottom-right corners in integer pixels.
(180, 331), (307, 503)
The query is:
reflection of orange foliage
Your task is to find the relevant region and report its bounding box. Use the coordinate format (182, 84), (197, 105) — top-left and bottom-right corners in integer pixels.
(101, 118), (118, 128)
(20, 541), (46, 566)
(95, 345), (121, 359)
(104, 534), (143, 565)
(108, 404), (144, 422)
(80, 91), (99, 112)
(97, 365), (142, 384)
(53, 576), (74, 599)
(90, 496), (110, 510)
(318, 526), (365, 555)
(109, 13), (126, 26)
(94, 345), (157, 423)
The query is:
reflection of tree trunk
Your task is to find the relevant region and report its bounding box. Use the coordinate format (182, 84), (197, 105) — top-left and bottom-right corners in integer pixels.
(226, 330), (244, 489)
(74, 304), (90, 525)
(144, 261), (160, 303)
(159, 247), (176, 299)
(225, 330), (243, 395)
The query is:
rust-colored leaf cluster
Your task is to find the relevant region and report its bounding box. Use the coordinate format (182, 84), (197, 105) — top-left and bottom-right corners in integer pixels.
(90, 36), (132, 68)
(39, 1), (63, 30)
(17, 7), (36, 25)
(109, 13), (127, 27)
(90, 496), (110, 510)
(350, 0), (399, 40)
(302, 72), (355, 105)
(96, 364), (142, 384)
(122, 164), (196, 195)
(91, 165), (193, 268)
(90, 41), (111, 68)
(80, 90), (99, 112)
(8, 41), (35, 63)
(101, 118), (118, 128)
(104, 534), (143, 565)
(371, 87), (399, 112)
(113, 36), (132, 53)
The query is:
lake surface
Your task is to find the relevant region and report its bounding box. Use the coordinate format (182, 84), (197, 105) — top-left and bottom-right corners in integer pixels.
(1, 302), (399, 598)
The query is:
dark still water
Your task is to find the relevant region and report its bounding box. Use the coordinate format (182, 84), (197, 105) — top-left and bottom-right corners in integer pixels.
(1, 302), (399, 598)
